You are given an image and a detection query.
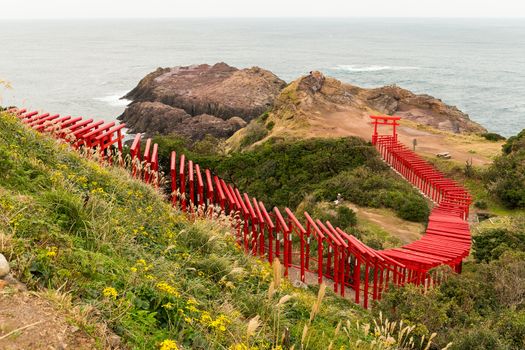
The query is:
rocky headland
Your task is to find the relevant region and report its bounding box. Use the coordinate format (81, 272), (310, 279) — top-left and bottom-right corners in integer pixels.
(119, 62), (286, 141)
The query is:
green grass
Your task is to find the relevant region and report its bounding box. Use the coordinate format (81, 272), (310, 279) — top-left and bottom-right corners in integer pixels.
(0, 111), (381, 349)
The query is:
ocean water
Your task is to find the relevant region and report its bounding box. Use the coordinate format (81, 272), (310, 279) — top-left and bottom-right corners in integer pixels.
(1, 18), (524, 136)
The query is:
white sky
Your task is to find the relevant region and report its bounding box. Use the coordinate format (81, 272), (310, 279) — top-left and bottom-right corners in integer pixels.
(1, 0), (525, 19)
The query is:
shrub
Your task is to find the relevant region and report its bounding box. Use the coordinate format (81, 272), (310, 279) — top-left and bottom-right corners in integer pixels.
(319, 167), (429, 223)
(474, 200), (488, 209)
(481, 132), (506, 142)
(474, 228), (525, 262)
(451, 327), (507, 350)
(484, 133), (525, 208)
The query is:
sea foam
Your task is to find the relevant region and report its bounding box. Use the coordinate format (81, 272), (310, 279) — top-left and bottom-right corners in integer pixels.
(94, 92), (131, 107)
(335, 65), (420, 72)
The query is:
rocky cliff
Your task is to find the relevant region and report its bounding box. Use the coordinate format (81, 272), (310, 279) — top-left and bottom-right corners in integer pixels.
(119, 101), (246, 142)
(119, 63), (285, 141)
(271, 71), (486, 135)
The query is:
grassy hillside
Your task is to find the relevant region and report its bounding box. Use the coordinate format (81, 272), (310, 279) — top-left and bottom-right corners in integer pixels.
(0, 111), (391, 349)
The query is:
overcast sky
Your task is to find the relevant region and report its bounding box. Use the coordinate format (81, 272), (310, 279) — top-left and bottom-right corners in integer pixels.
(2, 0), (525, 19)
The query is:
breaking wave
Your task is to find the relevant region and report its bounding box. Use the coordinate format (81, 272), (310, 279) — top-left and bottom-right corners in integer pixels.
(334, 65), (420, 72)
(94, 92), (131, 107)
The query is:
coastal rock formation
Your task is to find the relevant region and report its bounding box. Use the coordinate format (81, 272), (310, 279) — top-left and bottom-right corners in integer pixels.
(120, 62), (285, 142)
(228, 71), (488, 156)
(123, 62), (286, 121)
(118, 101), (247, 141)
(364, 85), (486, 134)
(272, 71), (486, 134)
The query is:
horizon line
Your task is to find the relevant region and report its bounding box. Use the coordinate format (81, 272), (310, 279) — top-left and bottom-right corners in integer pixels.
(2, 15), (525, 20)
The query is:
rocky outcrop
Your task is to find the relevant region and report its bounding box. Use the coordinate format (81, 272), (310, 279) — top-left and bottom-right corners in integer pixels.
(120, 63), (285, 142)
(118, 101), (246, 142)
(123, 62), (286, 121)
(275, 71), (486, 134)
(364, 85), (486, 133)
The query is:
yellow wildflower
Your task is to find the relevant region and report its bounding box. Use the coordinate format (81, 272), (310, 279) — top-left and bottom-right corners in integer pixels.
(187, 298), (198, 306)
(158, 339), (179, 350)
(156, 282), (180, 297)
(102, 287), (118, 299)
(162, 302), (174, 310)
(200, 311), (213, 326)
(130, 267), (137, 273)
(185, 305), (199, 313)
(46, 246), (57, 257)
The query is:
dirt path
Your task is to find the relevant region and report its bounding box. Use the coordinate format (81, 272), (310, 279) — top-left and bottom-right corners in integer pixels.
(346, 203), (425, 246)
(307, 110), (502, 166)
(0, 287), (101, 350)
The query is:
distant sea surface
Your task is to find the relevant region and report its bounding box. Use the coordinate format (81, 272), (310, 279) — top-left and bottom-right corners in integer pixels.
(1, 18), (524, 136)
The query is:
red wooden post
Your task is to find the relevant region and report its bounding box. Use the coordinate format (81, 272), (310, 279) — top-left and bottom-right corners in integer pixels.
(274, 207), (289, 276)
(151, 143), (159, 188)
(130, 134), (142, 178)
(195, 164), (204, 207)
(170, 151), (177, 206)
(205, 169), (214, 208)
(253, 198), (265, 257)
(259, 201), (275, 263)
(355, 256), (361, 304)
(244, 193), (258, 255)
(363, 262), (370, 309)
(143, 138), (152, 183)
(285, 208), (307, 283)
(188, 160), (195, 208)
(214, 176), (226, 211)
(179, 154), (186, 212)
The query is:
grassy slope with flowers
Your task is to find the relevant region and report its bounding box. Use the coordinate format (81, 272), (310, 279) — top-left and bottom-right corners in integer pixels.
(0, 110), (386, 350)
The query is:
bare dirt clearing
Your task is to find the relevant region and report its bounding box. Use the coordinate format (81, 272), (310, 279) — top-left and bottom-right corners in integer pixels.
(0, 289), (100, 350)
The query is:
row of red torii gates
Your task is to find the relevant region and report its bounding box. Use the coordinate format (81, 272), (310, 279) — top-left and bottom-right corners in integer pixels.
(9, 108), (471, 308)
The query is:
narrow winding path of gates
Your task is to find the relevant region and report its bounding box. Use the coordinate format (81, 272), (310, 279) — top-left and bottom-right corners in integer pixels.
(8, 108), (471, 308)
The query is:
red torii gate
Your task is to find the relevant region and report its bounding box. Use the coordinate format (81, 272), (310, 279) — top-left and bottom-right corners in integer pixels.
(370, 115), (401, 145)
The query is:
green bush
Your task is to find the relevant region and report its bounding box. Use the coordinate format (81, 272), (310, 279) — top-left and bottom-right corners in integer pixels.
(474, 228), (525, 262)
(474, 200), (488, 209)
(451, 327), (507, 350)
(484, 133), (525, 208)
(318, 167), (429, 222)
(481, 132), (506, 142)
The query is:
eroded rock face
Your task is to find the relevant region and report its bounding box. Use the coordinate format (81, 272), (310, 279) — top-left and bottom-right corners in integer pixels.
(277, 71), (486, 134)
(118, 101), (246, 142)
(365, 85), (485, 133)
(123, 63), (286, 121)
